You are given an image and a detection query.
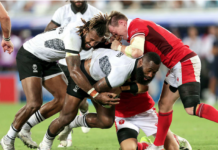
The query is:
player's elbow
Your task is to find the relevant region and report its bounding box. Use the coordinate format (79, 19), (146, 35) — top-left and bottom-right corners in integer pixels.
(0, 14), (10, 22)
(131, 48), (143, 59)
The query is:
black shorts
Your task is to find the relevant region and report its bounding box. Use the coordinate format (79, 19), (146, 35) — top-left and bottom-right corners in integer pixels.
(59, 61), (97, 100)
(16, 46), (63, 81)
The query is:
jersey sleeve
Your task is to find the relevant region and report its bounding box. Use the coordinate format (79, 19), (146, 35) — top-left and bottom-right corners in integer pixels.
(128, 19), (148, 40)
(51, 7), (63, 26)
(106, 65), (133, 88)
(63, 30), (81, 56)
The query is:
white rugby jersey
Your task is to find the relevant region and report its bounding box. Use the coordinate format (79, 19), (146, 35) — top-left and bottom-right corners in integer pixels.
(23, 24), (82, 62)
(90, 48), (137, 88)
(51, 3), (102, 65)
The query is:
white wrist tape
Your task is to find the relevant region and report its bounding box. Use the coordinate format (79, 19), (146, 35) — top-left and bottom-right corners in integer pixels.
(117, 45), (122, 51)
(87, 88), (95, 95)
(88, 88), (99, 99)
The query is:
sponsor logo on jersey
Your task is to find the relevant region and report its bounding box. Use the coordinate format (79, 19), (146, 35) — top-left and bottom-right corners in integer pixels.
(116, 52), (124, 57)
(119, 119), (125, 125)
(33, 64), (38, 73)
(73, 85), (80, 92)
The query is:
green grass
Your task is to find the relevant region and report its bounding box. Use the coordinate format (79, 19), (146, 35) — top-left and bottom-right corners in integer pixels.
(1, 103), (218, 150)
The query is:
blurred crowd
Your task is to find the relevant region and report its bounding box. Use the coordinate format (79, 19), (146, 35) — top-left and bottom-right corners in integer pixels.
(1, 0), (218, 16)
(0, 1), (218, 102)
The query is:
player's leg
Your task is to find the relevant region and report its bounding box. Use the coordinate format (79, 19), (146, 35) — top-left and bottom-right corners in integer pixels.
(38, 94), (82, 149)
(18, 74), (67, 148)
(69, 99), (115, 129)
(79, 98), (91, 133)
(1, 47), (44, 150)
(151, 82), (179, 148)
(179, 82), (218, 122)
(115, 117), (150, 150)
(178, 56), (218, 122)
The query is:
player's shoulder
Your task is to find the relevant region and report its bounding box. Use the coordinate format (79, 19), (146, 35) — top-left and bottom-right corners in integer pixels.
(87, 4), (102, 14)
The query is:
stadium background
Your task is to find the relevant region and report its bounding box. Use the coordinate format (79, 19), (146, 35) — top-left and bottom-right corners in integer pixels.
(0, 1), (218, 149)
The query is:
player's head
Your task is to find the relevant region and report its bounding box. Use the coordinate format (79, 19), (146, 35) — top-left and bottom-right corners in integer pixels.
(136, 52), (161, 85)
(107, 11), (128, 40)
(70, 0), (87, 9)
(77, 13), (108, 50)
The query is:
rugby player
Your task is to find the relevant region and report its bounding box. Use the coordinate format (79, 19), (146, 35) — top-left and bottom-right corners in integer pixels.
(0, 14), (118, 150)
(45, 0), (102, 136)
(17, 1), (103, 148)
(56, 48), (192, 150)
(0, 2), (14, 54)
(107, 11), (218, 150)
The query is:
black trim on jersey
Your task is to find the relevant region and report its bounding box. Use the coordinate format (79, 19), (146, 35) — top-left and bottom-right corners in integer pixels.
(51, 20), (61, 27)
(65, 49), (80, 54)
(105, 77), (112, 88)
(71, 2), (88, 14)
(130, 59), (139, 81)
(80, 60), (96, 84)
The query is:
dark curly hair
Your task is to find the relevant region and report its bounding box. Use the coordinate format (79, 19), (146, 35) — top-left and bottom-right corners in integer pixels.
(77, 13), (109, 37)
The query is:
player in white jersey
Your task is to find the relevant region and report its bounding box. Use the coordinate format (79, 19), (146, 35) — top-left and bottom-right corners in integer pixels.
(37, 49), (161, 150)
(45, 1), (103, 139)
(0, 14), (119, 150)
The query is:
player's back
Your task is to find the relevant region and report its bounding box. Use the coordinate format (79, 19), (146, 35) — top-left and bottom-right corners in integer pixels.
(90, 48), (136, 87)
(23, 24), (80, 62)
(128, 18), (194, 69)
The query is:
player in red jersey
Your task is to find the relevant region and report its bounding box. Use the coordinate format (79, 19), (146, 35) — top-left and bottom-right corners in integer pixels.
(107, 11), (218, 150)
(115, 87), (191, 150)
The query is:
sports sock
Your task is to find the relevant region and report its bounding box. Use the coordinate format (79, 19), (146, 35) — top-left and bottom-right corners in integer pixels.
(154, 110), (173, 146)
(67, 131), (72, 140)
(5, 124), (20, 144)
(43, 128), (55, 145)
(69, 115), (88, 129)
(137, 142), (149, 150)
(196, 103), (218, 123)
(22, 110), (45, 132)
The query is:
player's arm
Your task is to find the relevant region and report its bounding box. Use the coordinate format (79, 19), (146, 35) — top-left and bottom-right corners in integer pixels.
(0, 3), (10, 39)
(66, 54), (119, 105)
(121, 82), (149, 95)
(0, 2), (14, 54)
(44, 21), (60, 32)
(111, 34), (145, 59)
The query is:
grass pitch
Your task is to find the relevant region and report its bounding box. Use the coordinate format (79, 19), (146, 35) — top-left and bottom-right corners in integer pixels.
(0, 103), (218, 150)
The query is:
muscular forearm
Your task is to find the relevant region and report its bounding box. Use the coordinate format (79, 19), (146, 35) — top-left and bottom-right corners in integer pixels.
(0, 13), (11, 38)
(120, 45), (143, 59)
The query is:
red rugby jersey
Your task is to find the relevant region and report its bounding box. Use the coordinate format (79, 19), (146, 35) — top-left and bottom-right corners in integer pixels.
(115, 92), (155, 118)
(127, 18), (195, 69)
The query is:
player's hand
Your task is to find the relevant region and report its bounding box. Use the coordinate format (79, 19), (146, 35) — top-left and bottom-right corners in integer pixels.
(94, 92), (120, 106)
(105, 35), (122, 45)
(1, 40), (14, 54)
(111, 40), (122, 51)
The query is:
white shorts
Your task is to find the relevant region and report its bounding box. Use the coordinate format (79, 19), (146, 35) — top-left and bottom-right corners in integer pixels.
(115, 108), (158, 137)
(165, 55), (201, 88)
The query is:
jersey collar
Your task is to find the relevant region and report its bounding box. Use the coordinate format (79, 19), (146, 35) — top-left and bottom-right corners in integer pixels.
(71, 2), (88, 14)
(127, 19), (132, 39)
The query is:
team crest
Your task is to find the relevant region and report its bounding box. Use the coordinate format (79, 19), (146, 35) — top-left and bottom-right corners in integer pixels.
(33, 64), (38, 73)
(119, 119), (125, 125)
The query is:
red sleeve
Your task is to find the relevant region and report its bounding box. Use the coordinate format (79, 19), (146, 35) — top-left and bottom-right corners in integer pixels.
(128, 18), (148, 41)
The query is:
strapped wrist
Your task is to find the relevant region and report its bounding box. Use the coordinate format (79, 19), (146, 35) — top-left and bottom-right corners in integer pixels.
(3, 36), (10, 41)
(87, 88), (99, 99)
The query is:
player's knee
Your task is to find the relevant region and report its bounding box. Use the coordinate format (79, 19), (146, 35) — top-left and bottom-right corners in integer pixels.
(79, 99), (89, 112)
(59, 115), (74, 126)
(101, 116), (115, 129)
(53, 93), (65, 107)
(26, 101), (42, 113)
(121, 146), (136, 150)
(158, 98), (173, 112)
